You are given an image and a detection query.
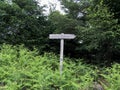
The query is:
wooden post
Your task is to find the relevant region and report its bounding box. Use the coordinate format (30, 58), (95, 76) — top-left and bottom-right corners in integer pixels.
(60, 39), (64, 75)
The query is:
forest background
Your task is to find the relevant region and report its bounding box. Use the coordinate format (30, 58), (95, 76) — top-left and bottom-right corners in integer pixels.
(0, 0), (120, 65)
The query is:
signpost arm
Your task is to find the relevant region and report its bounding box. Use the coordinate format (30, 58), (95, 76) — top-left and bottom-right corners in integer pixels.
(60, 39), (64, 75)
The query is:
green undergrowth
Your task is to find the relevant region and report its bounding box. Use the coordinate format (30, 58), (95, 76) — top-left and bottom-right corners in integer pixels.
(100, 64), (120, 90)
(0, 44), (119, 90)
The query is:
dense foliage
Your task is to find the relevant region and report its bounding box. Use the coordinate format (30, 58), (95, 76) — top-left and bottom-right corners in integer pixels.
(77, 0), (120, 64)
(0, 44), (94, 89)
(0, 44), (120, 89)
(0, 0), (120, 64)
(56, 0), (120, 64)
(0, 0), (53, 53)
(0, 0), (120, 89)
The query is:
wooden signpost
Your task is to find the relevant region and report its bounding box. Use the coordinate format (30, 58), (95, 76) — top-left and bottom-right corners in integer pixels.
(49, 33), (76, 75)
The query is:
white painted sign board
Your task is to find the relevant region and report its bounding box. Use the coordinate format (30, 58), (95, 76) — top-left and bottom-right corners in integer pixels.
(49, 33), (76, 75)
(49, 34), (76, 39)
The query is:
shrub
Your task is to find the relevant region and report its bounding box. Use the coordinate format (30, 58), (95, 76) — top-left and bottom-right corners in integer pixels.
(1, 44), (120, 90)
(100, 63), (120, 90)
(0, 44), (95, 90)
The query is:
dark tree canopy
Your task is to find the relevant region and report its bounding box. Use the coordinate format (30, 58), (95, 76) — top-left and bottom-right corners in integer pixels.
(0, 0), (53, 53)
(53, 0), (120, 64)
(0, 0), (120, 65)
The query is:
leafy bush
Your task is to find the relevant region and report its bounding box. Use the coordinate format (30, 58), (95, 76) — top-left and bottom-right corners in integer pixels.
(0, 44), (95, 90)
(100, 63), (120, 90)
